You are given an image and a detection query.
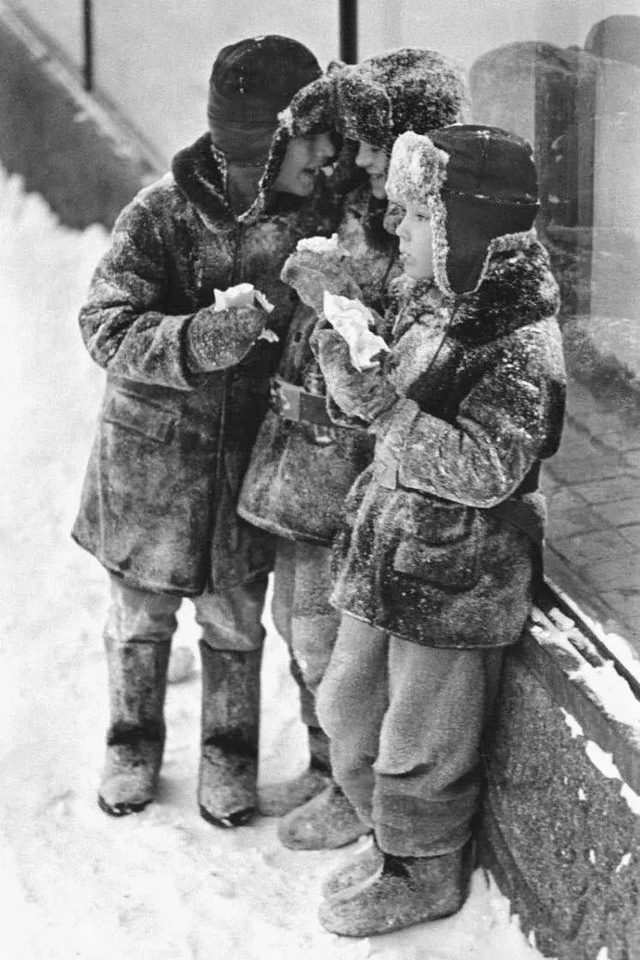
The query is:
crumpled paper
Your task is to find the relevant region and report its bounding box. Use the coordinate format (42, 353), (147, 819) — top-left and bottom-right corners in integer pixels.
(322, 292), (389, 371)
(213, 283), (278, 342)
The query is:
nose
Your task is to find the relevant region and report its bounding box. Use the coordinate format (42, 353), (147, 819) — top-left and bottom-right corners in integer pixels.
(314, 132), (336, 162)
(395, 213), (409, 239)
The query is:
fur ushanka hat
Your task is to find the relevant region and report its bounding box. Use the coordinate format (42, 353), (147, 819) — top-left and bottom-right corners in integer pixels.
(386, 125), (541, 294)
(334, 48), (469, 150)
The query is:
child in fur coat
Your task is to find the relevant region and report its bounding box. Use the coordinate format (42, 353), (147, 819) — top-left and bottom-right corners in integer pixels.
(312, 126), (566, 937)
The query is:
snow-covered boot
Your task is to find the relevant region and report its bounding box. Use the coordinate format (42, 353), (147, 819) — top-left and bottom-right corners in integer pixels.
(198, 642), (262, 828)
(98, 637), (171, 817)
(258, 724), (332, 816)
(277, 783), (370, 850)
(318, 843), (472, 937)
(321, 837), (383, 899)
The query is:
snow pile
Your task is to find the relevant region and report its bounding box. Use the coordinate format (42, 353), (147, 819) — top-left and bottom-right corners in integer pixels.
(0, 167), (548, 960)
(560, 710), (640, 816)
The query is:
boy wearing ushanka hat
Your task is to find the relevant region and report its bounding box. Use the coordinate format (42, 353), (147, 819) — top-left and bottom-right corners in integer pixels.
(73, 36), (339, 828)
(313, 125), (566, 935)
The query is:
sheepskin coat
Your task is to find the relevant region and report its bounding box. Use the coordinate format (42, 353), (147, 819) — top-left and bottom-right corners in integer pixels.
(238, 48), (468, 547)
(329, 237), (566, 648)
(237, 185), (399, 544)
(72, 130), (335, 596)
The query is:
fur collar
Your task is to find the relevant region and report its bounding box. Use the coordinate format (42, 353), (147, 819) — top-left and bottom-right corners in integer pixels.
(172, 134), (229, 227)
(389, 239), (559, 346)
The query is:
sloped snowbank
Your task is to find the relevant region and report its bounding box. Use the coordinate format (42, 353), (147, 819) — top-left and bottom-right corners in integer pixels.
(0, 168), (549, 960)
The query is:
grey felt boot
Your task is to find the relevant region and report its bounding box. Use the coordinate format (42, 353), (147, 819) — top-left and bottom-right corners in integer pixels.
(318, 843), (473, 937)
(198, 642), (262, 828)
(321, 837), (383, 899)
(277, 783), (370, 850)
(258, 725), (332, 816)
(98, 637), (171, 817)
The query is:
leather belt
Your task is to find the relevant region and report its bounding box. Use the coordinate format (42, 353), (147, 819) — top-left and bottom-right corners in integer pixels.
(269, 376), (335, 428)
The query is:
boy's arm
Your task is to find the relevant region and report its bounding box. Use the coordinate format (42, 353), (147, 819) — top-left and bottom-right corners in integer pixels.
(79, 199), (265, 390)
(369, 321), (566, 507)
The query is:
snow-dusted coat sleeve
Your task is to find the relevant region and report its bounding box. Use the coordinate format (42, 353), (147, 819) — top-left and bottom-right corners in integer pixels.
(370, 317), (565, 507)
(80, 198), (264, 390)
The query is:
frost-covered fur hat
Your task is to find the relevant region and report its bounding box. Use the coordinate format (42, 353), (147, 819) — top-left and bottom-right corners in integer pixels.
(386, 125), (541, 294)
(335, 48), (468, 150)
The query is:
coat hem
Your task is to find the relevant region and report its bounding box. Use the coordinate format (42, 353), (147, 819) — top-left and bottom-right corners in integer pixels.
(331, 605), (525, 650)
(71, 532), (270, 598)
(237, 504), (332, 547)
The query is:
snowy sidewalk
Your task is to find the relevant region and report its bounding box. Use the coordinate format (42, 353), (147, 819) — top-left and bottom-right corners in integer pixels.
(0, 169), (547, 960)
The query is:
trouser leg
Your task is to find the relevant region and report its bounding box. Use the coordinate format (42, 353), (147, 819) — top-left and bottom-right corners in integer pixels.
(98, 575), (178, 816)
(260, 540), (339, 817)
(194, 576), (267, 827)
(316, 614), (389, 827)
(317, 625), (502, 937)
(374, 640), (504, 856)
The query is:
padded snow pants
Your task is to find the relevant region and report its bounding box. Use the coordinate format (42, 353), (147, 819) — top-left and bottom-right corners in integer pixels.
(317, 613), (504, 857)
(105, 573), (268, 652)
(271, 539), (340, 729)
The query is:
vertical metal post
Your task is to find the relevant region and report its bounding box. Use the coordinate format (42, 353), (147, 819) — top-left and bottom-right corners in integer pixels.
(83, 0), (94, 91)
(339, 0), (358, 63)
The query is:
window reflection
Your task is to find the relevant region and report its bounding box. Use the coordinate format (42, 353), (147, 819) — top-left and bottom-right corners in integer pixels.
(470, 15), (640, 643)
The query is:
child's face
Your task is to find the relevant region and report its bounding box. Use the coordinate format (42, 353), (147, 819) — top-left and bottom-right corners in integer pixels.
(274, 133), (336, 196)
(395, 201), (434, 281)
(355, 141), (389, 199)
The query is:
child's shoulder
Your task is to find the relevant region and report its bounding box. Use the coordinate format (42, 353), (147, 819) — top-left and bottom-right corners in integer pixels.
(456, 236), (560, 342)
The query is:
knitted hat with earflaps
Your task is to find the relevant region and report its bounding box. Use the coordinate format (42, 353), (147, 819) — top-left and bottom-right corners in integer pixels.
(208, 35), (322, 163)
(386, 125), (541, 295)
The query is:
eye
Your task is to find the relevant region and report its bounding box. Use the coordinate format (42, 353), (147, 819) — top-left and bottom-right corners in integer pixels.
(387, 201), (405, 217)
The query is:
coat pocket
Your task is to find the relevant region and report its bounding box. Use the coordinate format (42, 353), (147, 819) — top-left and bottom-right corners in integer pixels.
(393, 501), (482, 591)
(103, 390), (176, 444)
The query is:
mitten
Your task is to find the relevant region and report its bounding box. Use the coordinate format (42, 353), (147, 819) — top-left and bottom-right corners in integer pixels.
(314, 330), (398, 422)
(186, 304), (266, 373)
(281, 246), (363, 315)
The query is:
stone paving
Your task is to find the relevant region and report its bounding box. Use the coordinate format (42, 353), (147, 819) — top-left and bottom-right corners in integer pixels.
(542, 371), (640, 645)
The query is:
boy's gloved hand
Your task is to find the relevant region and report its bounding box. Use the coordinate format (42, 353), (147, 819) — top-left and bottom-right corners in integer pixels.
(313, 329), (398, 422)
(281, 248), (363, 315)
(186, 304), (267, 373)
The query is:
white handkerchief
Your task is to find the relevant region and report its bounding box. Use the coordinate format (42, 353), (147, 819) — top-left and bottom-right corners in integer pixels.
(213, 283), (275, 314)
(213, 284), (278, 341)
(213, 282), (256, 311)
(323, 292), (389, 371)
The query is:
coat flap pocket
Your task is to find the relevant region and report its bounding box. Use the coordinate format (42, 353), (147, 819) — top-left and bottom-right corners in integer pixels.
(393, 536), (480, 591)
(103, 391), (176, 443)
(393, 504), (481, 591)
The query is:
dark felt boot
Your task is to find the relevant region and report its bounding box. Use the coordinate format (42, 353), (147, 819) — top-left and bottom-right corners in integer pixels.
(258, 725), (332, 816)
(98, 637), (171, 817)
(321, 837), (383, 900)
(198, 642), (262, 828)
(318, 843), (472, 937)
(277, 783), (370, 850)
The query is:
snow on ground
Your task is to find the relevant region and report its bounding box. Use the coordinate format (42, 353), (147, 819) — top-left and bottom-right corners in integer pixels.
(0, 168), (549, 960)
